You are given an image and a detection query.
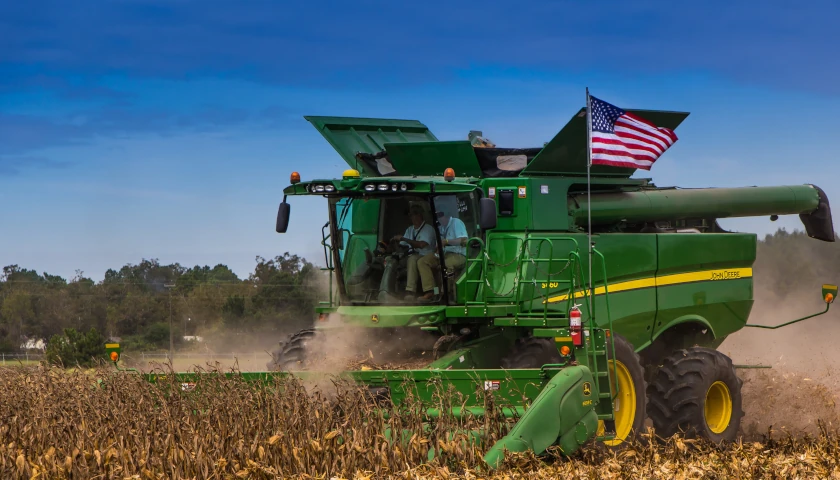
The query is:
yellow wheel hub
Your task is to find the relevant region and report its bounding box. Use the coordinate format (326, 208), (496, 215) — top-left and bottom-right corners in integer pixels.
(597, 359), (637, 446)
(704, 380), (733, 434)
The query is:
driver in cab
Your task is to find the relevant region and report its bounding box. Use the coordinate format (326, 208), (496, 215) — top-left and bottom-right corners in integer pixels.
(389, 204), (436, 298)
(417, 205), (468, 301)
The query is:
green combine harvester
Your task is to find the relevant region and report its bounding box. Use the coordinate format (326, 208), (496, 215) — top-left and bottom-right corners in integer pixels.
(107, 105), (838, 468)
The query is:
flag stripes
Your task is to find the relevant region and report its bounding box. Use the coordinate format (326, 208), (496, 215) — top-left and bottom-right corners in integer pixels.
(588, 95), (677, 170)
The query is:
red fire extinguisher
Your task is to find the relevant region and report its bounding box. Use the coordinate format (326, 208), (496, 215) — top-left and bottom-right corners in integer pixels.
(569, 304), (583, 346)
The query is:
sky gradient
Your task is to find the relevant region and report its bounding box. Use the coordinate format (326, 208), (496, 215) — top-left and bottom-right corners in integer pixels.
(2, 1), (839, 281)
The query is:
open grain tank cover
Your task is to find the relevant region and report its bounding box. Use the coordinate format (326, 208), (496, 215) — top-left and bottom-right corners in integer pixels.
(521, 107), (690, 178)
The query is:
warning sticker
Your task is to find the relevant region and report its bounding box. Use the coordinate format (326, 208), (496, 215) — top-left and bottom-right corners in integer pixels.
(484, 380), (500, 391)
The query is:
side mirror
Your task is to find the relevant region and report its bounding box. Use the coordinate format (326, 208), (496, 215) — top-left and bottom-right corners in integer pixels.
(823, 284), (837, 304)
(276, 201), (291, 233)
(479, 197), (497, 231)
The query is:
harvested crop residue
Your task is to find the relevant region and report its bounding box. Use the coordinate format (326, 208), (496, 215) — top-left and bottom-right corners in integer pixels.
(718, 267), (840, 440)
(3, 365), (840, 479)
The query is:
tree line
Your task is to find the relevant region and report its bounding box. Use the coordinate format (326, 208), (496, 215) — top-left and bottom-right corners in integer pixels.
(0, 253), (323, 353)
(1, 227), (835, 356)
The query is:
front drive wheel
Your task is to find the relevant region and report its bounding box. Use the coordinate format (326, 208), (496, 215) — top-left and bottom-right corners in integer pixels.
(597, 334), (648, 447)
(646, 346), (744, 443)
(266, 328), (319, 371)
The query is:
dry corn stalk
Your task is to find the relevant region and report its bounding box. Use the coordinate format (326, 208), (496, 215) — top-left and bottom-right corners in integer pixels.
(1, 364), (840, 479)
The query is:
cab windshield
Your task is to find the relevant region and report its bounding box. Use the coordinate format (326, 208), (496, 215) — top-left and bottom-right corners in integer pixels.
(329, 192), (480, 305)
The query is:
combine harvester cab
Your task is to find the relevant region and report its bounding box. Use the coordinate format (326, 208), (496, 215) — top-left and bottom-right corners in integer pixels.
(108, 107), (838, 469)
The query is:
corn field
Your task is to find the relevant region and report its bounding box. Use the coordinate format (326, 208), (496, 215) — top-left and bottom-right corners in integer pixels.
(2, 364), (840, 479)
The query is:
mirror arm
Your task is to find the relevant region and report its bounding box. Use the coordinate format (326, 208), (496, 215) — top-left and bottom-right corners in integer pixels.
(744, 302), (830, 330)
(745, 286), (836, 329)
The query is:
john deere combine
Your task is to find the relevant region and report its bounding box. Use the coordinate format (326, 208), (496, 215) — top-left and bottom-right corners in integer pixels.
(107, 106), (837, 468)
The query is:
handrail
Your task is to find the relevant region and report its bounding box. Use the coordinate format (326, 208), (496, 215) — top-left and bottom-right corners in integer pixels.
(463, 236), (488, 307)
(519, 236), (580, 322)
(593, 247), (618, 401)
(520, 236), (555, 323)
(320, 222), (335, 306)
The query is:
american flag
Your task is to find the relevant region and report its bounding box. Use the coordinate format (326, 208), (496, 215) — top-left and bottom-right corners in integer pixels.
(589, 95), (677, 170)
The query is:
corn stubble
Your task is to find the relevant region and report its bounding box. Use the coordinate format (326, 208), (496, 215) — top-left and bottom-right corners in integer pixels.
(2, 365), (840, 479)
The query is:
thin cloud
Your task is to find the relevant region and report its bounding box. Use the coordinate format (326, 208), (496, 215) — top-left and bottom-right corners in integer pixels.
(0, 107), (295, 161)
(1, 1), (838, 94)
(0, 156), (71, 176)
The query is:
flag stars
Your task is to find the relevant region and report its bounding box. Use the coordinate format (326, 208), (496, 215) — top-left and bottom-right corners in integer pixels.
(590, 96), (624, 133)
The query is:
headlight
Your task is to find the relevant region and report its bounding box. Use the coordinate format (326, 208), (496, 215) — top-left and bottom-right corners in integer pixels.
(364, 184), (375, 192)
(324, 185), (335, 192)
(391, 184), (398, 191)
(315, 185), (325, 192)
(377, 184), (388, 191)
(400, 183), (407, 191)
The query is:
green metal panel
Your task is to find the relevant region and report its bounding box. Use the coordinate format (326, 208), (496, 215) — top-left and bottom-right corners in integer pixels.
(655, 233), (756, 277)
(521, 108), (689, 177)
(384, 141), (484, 177)
(480, 178), (534, 232)
(652, 232), (756, 341)
(329, 305), (447, 327)
(305, 116), (439, 177)
(530, 178), (572, 231)
(654, 285), (753, 340)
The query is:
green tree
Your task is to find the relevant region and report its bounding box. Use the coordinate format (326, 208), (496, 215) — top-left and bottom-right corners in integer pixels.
(0, 254), (322, 352)
(45, 327), (107, 368)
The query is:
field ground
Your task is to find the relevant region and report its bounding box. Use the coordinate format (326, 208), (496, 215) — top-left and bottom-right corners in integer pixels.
(2, 362), (840, 479)
(4, 299), (840, 478)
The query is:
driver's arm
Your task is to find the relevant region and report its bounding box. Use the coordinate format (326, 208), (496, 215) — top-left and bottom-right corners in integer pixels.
(442, 220), (469, 247)
(394, 228), (429, 249)
(400, 236), (429, 249)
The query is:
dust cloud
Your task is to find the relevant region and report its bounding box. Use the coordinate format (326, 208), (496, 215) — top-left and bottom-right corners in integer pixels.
(720, 279), (840, 438)
(294, 315), (439, 372)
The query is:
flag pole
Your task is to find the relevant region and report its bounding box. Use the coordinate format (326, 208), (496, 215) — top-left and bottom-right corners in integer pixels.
(585, 87), (593, 317)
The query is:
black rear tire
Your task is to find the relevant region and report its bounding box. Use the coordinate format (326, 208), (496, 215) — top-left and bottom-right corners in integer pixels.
(266, 328), (319, 371)
(646, 346), (744, 443)
(500, 336), (563, 369)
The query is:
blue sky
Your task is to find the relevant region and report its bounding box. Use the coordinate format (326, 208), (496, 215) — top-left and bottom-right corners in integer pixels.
(2, 1), (839, 281)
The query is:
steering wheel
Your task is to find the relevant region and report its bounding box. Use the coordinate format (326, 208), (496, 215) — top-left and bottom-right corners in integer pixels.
(382, 238), (414, 259)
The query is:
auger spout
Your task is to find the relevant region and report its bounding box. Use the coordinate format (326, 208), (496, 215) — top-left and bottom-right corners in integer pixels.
(569, 184), (834, 241)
